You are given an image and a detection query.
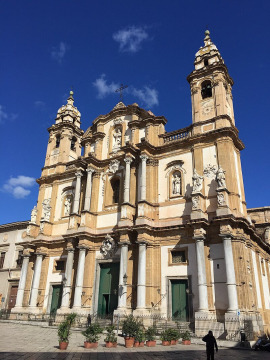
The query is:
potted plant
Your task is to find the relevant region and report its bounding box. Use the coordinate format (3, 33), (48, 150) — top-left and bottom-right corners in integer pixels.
(145, 326), (157, 347)
(134, 328), (145, 347)
(104, 325), (117, 348)
(82, 323), (103, 348)
(181, 330), (191, 345)
(122, 315), (140, 348)
(160, 329), (171, 346)
(58, 313), (77, 350)
(169, 328), (180, 345)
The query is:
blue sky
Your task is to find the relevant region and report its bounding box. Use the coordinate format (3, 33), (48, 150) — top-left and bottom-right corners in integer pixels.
(1, 1), (269, 224)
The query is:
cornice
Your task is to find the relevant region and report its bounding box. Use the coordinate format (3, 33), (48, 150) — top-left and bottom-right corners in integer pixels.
(0, 221), (29, 232)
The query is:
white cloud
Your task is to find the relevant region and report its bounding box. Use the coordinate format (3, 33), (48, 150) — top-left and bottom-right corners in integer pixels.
(113, 26), (149, 53)
(51, 42), (68, 63)
(34, 100), (46, 109)
(2, 175), (36, 199)
(131, 86), (159, 108)
(0, 105), (8, 124)
(93, 75), (159, 109)
(93, 74), (120, 99)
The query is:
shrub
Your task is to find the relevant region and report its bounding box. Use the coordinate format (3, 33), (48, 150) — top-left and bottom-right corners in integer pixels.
(82, 323), (103, 343)
(145, 326), (156, 341)
(104, 325), (117, 343)
(122, 315), (140, 338)
(135, 328), (145, 343)
(58, 313), (77, 342)
(181, 330), (191, 341)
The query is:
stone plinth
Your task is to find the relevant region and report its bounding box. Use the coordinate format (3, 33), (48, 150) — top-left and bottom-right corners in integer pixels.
(190, 192), (207, 220)
(216, 187), (232, 216)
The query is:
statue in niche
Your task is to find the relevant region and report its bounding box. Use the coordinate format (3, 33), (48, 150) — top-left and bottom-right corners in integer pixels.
(172, 173), (181, 195)
(113, 128), (122, 150)
(64, 197), (72, 216)
(192, 169), (203, 193)
(30, 206), (37, 223)
(216, 166), (226, 188)
(42, 199), (51, 221)
(100, 234), (117, 259)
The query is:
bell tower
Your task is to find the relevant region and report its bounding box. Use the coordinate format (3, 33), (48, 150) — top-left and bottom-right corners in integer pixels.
(43, 91), (84, 173)
(187, 30), (235, 128)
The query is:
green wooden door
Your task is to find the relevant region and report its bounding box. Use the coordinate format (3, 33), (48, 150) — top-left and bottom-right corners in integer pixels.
(171, 280), (188, 321)
(50, 285), (63, 314)
(98, 263), (119, 316)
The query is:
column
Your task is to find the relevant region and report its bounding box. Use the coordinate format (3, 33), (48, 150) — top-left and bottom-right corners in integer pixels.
(84, 168), (94, 211)
(60, 248), (75, 309)
(124, 157), (132, 203)
(195, 237), (209, 312)
(73, 246), (87, 309)
(29, 253), (44, 308)
(14, 255), (30, 308)
(140, 154), (148, 201)
(137, 242), (147, 309)
(73, 171), (82, 214)
(118, 243), (129, 308)
(223, 235), (239, 312)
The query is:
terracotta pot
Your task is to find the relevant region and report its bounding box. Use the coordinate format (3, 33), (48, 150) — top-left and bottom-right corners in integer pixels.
(146, 340), (156, 347)
(182, 340), (191, 345)
(59, 341), (68, 350)
(84, 341), (98, 349)
(125, 337), (135, 348)
(170, 340), (178, 345)
(139, 341), (145, 347)
(162, 340), (170, 346)
(134, 341), (139, 348)
(105, 341), (117, 348)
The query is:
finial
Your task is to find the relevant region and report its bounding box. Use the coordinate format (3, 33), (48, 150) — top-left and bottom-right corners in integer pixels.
(70, 90), (74, 96)
(205, 29), (210, 36)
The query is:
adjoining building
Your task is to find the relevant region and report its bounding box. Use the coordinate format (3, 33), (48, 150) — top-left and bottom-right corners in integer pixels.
(8, 31), (270, 338)
(0, 221), (28, 311)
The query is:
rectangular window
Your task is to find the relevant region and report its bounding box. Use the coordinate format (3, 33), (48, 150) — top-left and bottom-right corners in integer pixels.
(0, 252), (6, 269)
(55, 260), (65, 272)
(171, 251), (186, 264)
(16, 250), (23, 268)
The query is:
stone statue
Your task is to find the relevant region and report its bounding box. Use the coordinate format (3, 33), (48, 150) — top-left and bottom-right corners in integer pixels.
(64, 197), (72, 216)
(216, 166), (226, 188)
(192, 196), (199, 209)
(42, 199), (51, 221)
(113, 128), (122, 150)
(217, 192), (225, 206)
(172, 173), (181, 195)
(192, 169), (203, 193)
(30, 206), (37, 223)
(100, 234), (117, 258)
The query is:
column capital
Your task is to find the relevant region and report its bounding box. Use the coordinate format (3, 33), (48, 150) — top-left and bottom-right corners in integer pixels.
(124, 156), (133, 165)
(192, 228), (206, 241)
(75, 171), (83, 178)
(140, 154), (148, 162)
(35, 252), (46, 257)
(219, 233), (233, 241)
(67, 247), (75, 252)
(22, 253), (31, 258)
(86, 167), (95, 174)
(136, 240), (149, 246)
(119, 241), (130, 247)
(77, 245), (89, 251)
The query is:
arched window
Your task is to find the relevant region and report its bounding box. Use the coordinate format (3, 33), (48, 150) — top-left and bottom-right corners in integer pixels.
(55, 135), (60, 148)
(111, 178), (120, 204)
(201, 80), (212, 99)
(70, 137), (76, 151)
(204, 58), (209, 67)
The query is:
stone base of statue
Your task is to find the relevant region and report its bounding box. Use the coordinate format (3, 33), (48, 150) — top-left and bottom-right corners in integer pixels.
(190, 192), (207, 220)
(68, 214), (81, 230)
(216, 187), (231, 216)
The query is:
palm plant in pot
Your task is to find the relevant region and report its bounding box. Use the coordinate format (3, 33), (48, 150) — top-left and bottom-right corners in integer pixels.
(104, 325), (117, 348)
(122, 315), (140, 348)
(134, 328), (145, 347)
(82, 323), (103, 348)
(145, 326), (157, 347)
(58, 313), (77, 350)
(181, 330), (191, 345)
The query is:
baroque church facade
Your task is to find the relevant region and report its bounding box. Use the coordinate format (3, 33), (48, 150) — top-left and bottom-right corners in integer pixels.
(11, 31), (270, 338)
